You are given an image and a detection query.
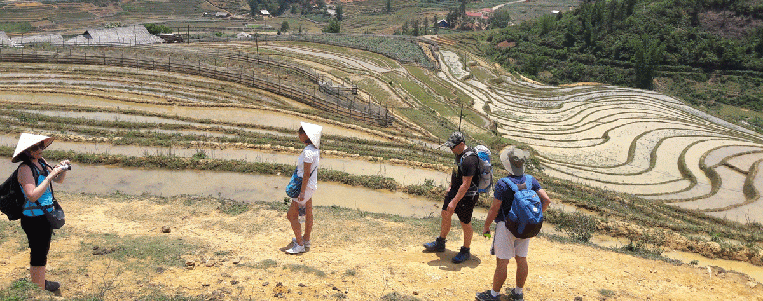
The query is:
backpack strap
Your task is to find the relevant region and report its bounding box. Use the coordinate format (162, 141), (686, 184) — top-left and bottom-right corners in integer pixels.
(522, 175), (533, 191)
(505, 178), (518, 192)
(38, 159), (56, 201)
(459, 150), (476, 166)
(459, 150), (479, 195)
(21, 160), (56, 211)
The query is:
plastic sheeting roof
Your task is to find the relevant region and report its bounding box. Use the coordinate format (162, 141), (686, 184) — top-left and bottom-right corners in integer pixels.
(0, 32), (13, 47)
(10, 33), (64, 45)
(65, 25), (164, 46)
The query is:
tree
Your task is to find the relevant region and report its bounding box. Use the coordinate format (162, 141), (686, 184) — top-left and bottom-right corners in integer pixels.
(144, 23), (172, 35)
(386, 0), (391, 13)
(280, 20), (290, 32)
(631, 36), (664, 89)
(488, 9), (511, 29)
(401, 20), (409, 35)
(324, 18), (340, 33)
(433, 14), (440, 34)
(336, 5), (343, 21)
(412, 19), (420, 36)
(248, 0), (259, 16)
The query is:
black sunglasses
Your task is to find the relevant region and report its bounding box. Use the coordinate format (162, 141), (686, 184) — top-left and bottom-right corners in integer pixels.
(29, 142), (46, 151)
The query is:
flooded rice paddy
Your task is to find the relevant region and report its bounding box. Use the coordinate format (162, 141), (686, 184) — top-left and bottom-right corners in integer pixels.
(0, 92), (391, 142)
(0, 135), (449, 187)
(0, 159), (451, 219)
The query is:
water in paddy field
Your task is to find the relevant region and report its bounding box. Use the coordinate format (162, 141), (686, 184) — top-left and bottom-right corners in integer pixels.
(0, 135), (450, 187)
(0, 159), (460, 219)
(0, 91), (390, 142)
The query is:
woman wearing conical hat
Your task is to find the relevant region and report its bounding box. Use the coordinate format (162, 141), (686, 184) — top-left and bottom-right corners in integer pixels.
(12, 133), (71, 292)
(285, 122), (322, 254)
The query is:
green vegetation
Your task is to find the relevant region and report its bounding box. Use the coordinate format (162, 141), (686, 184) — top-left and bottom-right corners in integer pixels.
(0, 22), (33, 34)
(280, 35), (434, 68)
(545, 210), (599, 243)
(284, 263), (326, 277)
(480, 0), (763, 120)
(81, 233), (200, 268)
(323, 19), (341, 33)
(252, 259), (278, 269)
(0, 279), (38, 301)
(143, 23), (173, 35)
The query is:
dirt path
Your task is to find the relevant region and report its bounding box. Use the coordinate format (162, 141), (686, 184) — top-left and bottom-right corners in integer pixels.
(0, 193), (760, 300)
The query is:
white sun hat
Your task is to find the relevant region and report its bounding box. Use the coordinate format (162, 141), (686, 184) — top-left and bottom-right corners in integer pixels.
(12, 133), (54, 163)
(300, 122), (323, 149)
(500, 146), (529, 176)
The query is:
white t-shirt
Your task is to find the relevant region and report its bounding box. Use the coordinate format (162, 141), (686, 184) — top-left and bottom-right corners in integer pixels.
(296, 144), (320, 190)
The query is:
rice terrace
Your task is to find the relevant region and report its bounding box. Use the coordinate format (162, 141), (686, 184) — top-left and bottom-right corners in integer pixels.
(1, 0), (763, 300)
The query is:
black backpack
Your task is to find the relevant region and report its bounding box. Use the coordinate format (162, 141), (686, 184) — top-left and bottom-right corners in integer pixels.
(0, 161), (42, 220)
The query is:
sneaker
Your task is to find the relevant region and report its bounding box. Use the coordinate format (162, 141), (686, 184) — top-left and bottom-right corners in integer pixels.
(475, 290), (500, 301)
(292, 237), (311, 248)
(44, 280), (60, 292)
(452, 246), (471, 263)
(508, 288), (524, 301)
(285, 243), (305, 254)
(423, 237), (446, 252)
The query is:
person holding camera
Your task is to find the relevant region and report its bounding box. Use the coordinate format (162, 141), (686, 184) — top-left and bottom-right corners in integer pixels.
(12, 133), (71, 292)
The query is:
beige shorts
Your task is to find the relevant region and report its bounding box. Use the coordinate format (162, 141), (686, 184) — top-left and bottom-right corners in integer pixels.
(494, 221), (530, 259)
(291, 188), (316, 206)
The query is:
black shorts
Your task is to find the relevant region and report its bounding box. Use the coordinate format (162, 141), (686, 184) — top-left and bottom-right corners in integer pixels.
(20, 215), (52, 266)
(442, 191), (479, 224)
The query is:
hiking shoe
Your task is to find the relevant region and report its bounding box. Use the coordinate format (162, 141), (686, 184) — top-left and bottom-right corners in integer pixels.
(285, 243), (305, 254)
(475, 290), (500, 301)
(452, 246), (471, 263)
(508, 288), (524, 301)
(44, 280), (60, 292)
(292, 237), (311, 248)
(423, 237), (446, 252)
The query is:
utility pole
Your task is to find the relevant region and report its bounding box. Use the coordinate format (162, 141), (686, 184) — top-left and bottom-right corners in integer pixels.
(458, 103), (463, 132)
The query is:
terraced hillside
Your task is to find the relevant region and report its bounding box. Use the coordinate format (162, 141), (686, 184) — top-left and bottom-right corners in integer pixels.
(2, 37), (763, 225)
(2, 37), (763, 270)
(429, 41), (763, 224)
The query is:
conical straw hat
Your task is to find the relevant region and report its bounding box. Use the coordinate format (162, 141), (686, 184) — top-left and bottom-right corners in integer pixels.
(12, 133), (53, 163)
(300, 122), (323, 149)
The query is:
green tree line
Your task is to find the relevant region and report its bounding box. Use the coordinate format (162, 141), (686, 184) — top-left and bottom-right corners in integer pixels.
(481, 0), (763, 111)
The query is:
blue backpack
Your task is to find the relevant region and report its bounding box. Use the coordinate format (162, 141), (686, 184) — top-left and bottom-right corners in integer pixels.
(502, 175), (543, 238)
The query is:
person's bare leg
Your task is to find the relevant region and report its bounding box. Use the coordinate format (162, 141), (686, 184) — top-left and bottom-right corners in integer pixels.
(30, 265), (45, 289)
(286, 201), (303, 246)
(492, 258), (511, 292)
(439, 210), (452, 238)
(302, 199), (313, 242)
(461, 221), (473, 248)
(515, 256), (528, 289)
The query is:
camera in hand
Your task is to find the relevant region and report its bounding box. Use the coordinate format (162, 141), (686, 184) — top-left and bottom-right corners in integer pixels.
(61, 164), (72, 171)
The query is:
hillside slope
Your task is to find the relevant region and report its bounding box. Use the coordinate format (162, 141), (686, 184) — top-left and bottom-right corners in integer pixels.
(0, 193), (761, 300)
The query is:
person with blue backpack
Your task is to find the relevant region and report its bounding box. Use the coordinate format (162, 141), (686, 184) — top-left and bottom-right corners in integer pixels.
(476, 147), (551, 301)
(423, 131), (482, 264)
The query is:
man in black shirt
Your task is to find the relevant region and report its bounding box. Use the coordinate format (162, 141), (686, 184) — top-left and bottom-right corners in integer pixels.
(423, 131), (481, 263)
